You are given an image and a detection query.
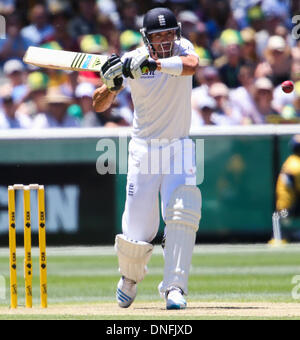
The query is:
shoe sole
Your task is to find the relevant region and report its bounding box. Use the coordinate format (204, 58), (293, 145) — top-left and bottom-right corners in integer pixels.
(167, 303), (187, 310)
(167, 303), (186, 310)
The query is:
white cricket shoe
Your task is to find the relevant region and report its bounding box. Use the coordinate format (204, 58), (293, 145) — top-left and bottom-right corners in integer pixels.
(166, 287), (187, 310)
(116, 276), (137, 308)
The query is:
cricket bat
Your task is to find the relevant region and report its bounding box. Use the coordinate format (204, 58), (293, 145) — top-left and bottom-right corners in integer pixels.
(23, 46), (108, 72)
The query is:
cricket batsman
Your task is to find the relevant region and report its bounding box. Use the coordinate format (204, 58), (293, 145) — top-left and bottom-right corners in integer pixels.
(93, 7), (201, 310)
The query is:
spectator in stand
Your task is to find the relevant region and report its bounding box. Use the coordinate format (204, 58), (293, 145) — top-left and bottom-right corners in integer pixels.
(274, 24), (294, 48)
(192, 91), (239, 126)
(262, 0), (290, 35)
(191, 96), (217, 126)
(33, 87), (79, 128)
(255, 35), (292, 87)
(68, 0), (99, 39)
(0, 0), (15, 15)
(114, 88), (134, 125)
(120, 30), (142, 53)
(0, 59), (27, 106)
(240, 27), (260, 67)
(199, 0), (231, 34)
(254, 1), (290, 58)
(75, 80), (131, 127)
(215, 29), (244, 88)
(0, 94), (32, 129)
(45, 4), (79, 52)
(97, 14), (121, 55)
(231, 0), (252, 29)
(246, 4), (265, 40)
(80, 34), (108, 55)
(177, 10), (200, 40)
(97, 105), (130, 127)
(177, 10), (212, 65)
(0, 13), (32, 65)
(97, 0), (119, 24)
(178, 10), (208, 49)
(209, 82), (242, 125)
(117, 0), (139, 32)
(21, 4), (54, 46)
(229, 64), (263, 124)
(192, 66), (220, 110)
(253, 77), (279, 123)
(17, 71), (49, 118)
(75, 82), (99, 127)
(168, 0), (192, 17)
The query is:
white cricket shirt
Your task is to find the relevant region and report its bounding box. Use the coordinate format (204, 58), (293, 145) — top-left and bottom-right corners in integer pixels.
(121, 38), (198, 142)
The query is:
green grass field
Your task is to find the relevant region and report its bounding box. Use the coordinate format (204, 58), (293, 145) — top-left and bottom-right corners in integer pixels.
(0, 244), (300, 320)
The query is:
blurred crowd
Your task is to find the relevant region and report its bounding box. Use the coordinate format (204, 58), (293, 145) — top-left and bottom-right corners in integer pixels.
(0, 0), (300, 129)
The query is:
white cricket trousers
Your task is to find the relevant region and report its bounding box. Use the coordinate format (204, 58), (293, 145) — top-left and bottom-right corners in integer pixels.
(122, 137), (197, 242)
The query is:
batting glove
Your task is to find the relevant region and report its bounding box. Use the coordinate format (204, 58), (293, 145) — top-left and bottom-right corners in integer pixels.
(100, 54), (123, 91)
(123, 51), (157, 79)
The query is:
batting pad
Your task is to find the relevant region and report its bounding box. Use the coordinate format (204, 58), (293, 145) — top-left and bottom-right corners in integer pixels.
(161, 185), (201, 295)
(115, 234), (154, 283)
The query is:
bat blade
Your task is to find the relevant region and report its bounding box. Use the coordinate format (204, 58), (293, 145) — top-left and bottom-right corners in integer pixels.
(23, 47), (108, 72)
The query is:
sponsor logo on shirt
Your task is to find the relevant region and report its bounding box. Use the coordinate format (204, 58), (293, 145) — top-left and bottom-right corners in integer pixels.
(141, 70), (155, 79)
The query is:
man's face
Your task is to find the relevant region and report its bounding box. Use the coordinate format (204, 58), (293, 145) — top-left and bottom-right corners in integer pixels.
(9, 70), (23, 83)
(238, 67), (255, 88)
(53, 14), (68, 31)
(225, 44), (241, 58)
(270, 48), (285, 62)
(212, 94), (227, 107)
(256, 89), (273, 106)
(242, 40), (256, 54)
(32, 6), (47, 27)
(149, 30), (176, 58)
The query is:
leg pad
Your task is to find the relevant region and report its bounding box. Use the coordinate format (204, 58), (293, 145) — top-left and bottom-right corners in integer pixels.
(161, 185), (202, 295)
(115, 234), (154, 283)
